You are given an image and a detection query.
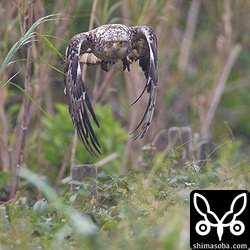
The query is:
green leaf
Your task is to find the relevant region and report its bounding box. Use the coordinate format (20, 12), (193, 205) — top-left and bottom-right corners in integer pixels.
(0, 171), (10, 189)
(102, 220), (118, 229)
(0, 14), (63, 80)
(36, 32), (65, 60)
(8, 82), (49, 117)
(20, 168), (97, 236)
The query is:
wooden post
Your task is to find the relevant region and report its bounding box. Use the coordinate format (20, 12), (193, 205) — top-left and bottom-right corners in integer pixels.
(0, 206), (6, 221)
(168, 126), (193, 168)
(71, 164), (98, 202)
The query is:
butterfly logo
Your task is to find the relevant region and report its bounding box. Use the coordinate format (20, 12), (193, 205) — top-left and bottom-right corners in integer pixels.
(193, 193), (247, 241)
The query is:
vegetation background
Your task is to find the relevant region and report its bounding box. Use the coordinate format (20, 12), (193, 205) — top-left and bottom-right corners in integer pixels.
(0, 0), (249, 249)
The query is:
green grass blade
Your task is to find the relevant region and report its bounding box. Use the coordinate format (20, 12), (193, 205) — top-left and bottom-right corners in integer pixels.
(35, 32), (65, 60)
(20, 168), (97, 236)
(0, 14), (63, 80)
(9, 82), (49, 117)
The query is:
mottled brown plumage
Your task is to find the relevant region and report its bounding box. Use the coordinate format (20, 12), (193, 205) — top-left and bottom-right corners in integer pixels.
(64, 24), (158, 156)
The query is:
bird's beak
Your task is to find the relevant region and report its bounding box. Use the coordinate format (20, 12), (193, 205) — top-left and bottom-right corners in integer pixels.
(112, 42), (120, 51)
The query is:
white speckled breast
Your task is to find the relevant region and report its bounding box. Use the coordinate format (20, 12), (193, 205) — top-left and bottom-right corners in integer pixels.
(89, 24), (133, 60)
(94, 24), (131, 42)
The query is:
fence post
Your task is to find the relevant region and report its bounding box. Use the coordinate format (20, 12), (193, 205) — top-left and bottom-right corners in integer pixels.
(71, 164), (98, 202)
(168, 126), (193, 168)
(0, 206), (6, 221)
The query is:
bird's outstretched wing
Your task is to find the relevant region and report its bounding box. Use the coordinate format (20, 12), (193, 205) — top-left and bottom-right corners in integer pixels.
(129, 26), (158, 139)
(64, 33), (101, 157)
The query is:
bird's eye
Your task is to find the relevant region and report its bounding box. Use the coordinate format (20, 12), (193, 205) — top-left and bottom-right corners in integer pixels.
(119, 41), (124, 45)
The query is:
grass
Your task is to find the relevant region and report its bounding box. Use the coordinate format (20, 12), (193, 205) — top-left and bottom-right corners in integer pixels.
(0, 0), (250, 249)
(0, 146), (249, 249)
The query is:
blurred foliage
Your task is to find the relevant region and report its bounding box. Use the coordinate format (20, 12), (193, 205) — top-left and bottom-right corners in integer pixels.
(1, 0), (250, 249)
(0, 143), (249, 249)
(26, 103), (128, 181)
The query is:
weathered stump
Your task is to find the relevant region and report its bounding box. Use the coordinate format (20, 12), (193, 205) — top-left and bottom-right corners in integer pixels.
(0, 206), (6, 221)
(168, 126), (193, 168)
(71, 164), (98, 201)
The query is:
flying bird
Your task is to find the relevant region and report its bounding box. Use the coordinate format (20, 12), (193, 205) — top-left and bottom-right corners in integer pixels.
(64, 24), (158, 156)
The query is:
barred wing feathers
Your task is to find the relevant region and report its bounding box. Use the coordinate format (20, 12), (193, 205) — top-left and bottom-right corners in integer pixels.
(64, 33), (101, 157)
(129, 26), (158, 139)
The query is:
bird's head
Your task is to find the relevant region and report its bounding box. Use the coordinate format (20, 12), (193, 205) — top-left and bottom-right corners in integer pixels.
(107, 41), (125, 50)
(103, 40), (130, 59)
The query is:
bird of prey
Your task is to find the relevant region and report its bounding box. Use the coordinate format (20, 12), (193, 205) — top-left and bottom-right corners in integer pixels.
(64, 24), (158, 156)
